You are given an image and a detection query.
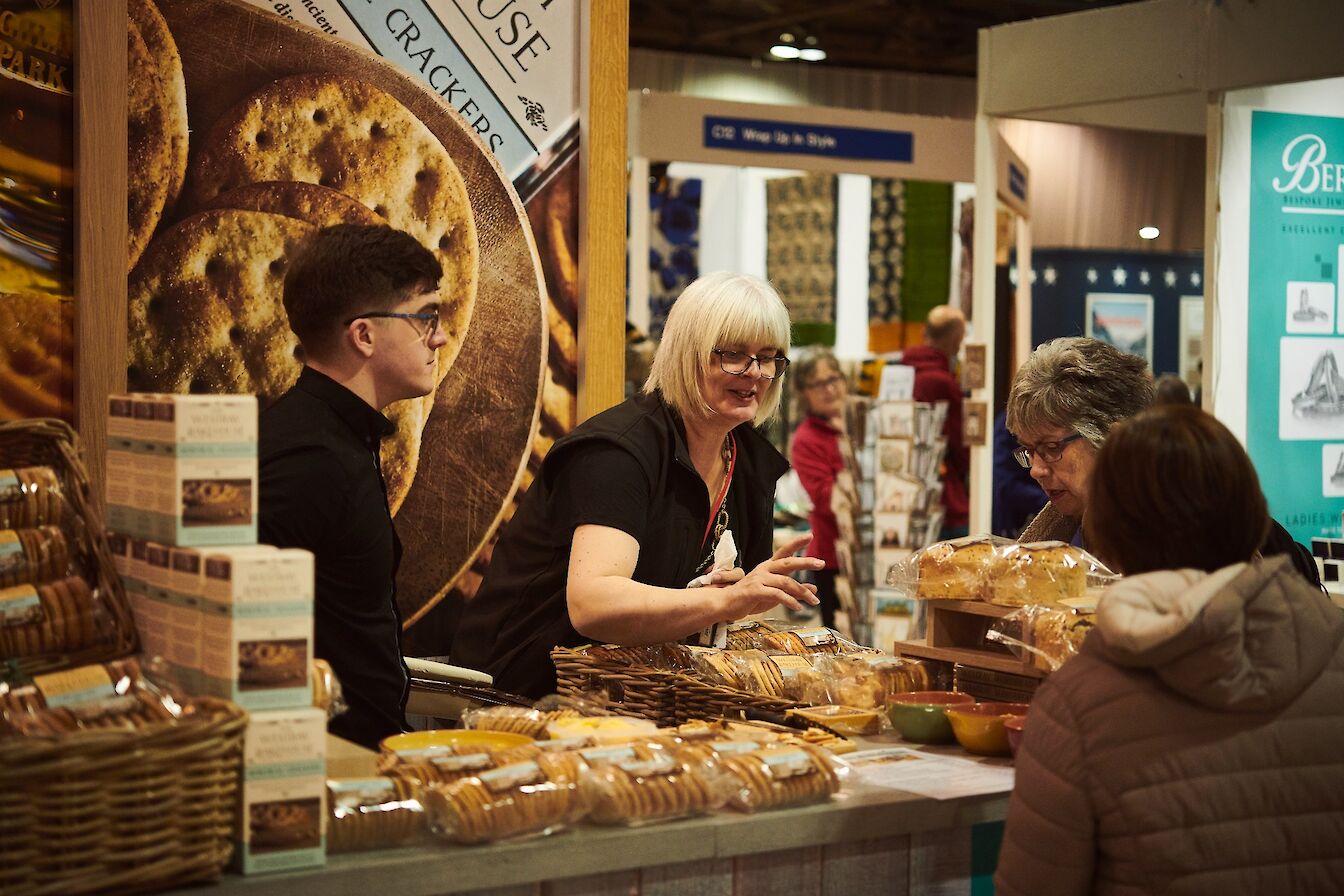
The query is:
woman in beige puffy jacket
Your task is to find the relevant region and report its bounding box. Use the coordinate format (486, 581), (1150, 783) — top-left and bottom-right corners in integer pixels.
(995, 405), (1344, 895)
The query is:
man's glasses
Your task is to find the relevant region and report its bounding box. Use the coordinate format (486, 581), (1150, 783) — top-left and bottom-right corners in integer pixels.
(344, 306), (441, 340)
(1013, 433), (1085, 468)
(712, 348), (791, 379)
(804, 374), (845, 392)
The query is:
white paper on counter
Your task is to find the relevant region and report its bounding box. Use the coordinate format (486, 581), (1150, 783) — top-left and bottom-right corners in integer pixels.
(846, 747), (1015, 800)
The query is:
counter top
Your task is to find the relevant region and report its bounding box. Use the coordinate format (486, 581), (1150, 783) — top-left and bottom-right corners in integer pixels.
(167, 736), (1013, 896)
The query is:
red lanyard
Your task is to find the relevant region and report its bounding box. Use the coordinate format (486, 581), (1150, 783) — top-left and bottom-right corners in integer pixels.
(702, 434), (736, 549)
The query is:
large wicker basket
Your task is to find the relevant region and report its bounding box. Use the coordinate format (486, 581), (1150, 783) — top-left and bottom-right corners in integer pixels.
(0, 697), (247, 896)
(552, 646), (799, 726)
(0, 418), (138, 678)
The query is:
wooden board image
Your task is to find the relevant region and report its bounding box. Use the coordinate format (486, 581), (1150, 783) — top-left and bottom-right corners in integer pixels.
(133, 0), (546, 624)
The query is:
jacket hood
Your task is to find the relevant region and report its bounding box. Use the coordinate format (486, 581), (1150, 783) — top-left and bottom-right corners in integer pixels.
(1093, 556), (1344, 712)
(900, 344), (951, 374)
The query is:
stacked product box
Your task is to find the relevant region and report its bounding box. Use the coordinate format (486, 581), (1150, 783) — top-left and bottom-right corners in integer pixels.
(106, 393), (259, 546)
(105, 395), (326, 875)
(239, 706), (327, 873)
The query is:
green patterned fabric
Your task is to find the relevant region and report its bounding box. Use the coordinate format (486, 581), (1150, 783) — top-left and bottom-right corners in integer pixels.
(901, 180), (953, 323)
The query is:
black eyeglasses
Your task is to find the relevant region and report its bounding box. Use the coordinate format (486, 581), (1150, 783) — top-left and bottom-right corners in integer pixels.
(804, 374), (845, 392)
(712, 348), (790, 379)
(1013, 433), (1085, 468)
(344, 306), (441, 340)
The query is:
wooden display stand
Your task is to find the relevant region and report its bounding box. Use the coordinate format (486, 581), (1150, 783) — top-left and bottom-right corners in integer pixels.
(892, 600), (1045, 679)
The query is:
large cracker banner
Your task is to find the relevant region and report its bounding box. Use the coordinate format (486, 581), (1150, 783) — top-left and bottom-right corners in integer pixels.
(126, 0), (583, 654)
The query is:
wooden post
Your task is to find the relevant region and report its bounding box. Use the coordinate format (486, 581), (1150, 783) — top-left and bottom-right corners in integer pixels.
(74, 0), (128, 494)
(577, 0), (628, 422)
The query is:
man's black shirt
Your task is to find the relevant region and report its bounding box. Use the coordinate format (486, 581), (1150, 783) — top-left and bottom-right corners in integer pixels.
(259, 367), (409, 748)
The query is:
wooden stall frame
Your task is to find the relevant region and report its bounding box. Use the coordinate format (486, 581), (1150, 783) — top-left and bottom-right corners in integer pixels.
(75, 0), (129, 493)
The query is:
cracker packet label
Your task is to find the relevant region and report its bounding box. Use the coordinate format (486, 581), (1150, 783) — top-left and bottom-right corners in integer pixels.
(431, 752), (494, 773)
(706, 740), (763, 755)
(762, 749), (816, 779)
(391, 744), (458, 762)
(479, 761), (544, 793)
(536, 736), (592, 753)
(68, 694), (141, 721)
(1059, 595), (1098, 613)
(771, 655), (813, 679)
(0, 470), (19, 498)
(330, 777), (398, 813)
(0, 530), (21, 556)
(617, 753), (678, 778)
(792, 627), (838, 648)
(33, 664), (116, 708)
(0, 584), (42, 626)
(728, 621), (766, 633)
(578, 745), (638, 766)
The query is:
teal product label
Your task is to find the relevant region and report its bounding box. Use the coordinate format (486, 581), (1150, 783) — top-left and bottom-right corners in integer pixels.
(240, 842), (326, 875)
(199, 674), (310, 712)
(0, 532), (22, 556)
(144, 439), (257, 458)
(1248, 110), (1344, 542)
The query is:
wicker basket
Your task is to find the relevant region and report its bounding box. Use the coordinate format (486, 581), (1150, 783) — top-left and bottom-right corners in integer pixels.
(551, 646), (799, 726)
(0, 697), (247, 896)
(0, 418), (138, 679)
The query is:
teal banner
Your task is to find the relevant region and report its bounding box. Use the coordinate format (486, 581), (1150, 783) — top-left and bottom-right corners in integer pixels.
(1249, 110), (1344, 542)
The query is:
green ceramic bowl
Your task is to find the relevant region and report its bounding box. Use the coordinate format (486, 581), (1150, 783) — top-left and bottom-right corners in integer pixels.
(886, 691), (976, 743)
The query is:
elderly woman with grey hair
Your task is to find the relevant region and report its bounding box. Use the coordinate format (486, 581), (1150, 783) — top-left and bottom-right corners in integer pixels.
(453, 272), (823, 697)
(1007, 337), (1320, 584)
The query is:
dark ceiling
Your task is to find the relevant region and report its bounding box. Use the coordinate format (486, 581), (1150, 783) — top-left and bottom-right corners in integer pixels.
(630, 0), (1140, 77)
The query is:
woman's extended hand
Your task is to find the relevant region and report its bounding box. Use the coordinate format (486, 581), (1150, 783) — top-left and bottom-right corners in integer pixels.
(717, 533), (822, 618)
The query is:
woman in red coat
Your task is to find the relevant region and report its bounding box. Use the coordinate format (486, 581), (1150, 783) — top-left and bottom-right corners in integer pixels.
(789, 350), (849, 628)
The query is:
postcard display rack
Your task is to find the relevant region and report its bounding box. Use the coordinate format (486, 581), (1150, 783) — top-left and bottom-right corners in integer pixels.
(834, 399), (948, 650)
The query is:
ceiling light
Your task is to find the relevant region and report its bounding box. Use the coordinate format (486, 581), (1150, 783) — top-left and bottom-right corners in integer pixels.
(1139, 225), (1160, 240)
(798, 48), (826, 62)
(770, 44), (801, 59)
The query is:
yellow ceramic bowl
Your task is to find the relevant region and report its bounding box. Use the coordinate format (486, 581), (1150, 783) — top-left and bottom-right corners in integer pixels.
(380, 728), (533, 756)
(944, 702), (1030, 756)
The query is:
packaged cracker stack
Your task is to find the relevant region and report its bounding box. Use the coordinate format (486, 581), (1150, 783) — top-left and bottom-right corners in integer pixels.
(106, 393), (259, 547)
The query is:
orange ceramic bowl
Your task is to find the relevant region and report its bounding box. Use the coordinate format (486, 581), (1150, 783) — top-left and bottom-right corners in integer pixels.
(1003, 715), (1027, 757)
(944, 702), (1031, 756)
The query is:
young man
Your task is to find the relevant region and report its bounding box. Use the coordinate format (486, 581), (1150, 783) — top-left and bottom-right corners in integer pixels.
(260, 224), (445, 748)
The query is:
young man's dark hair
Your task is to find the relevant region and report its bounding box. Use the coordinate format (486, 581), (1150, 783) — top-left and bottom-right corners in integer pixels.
(261, 224), (445, 748)
(283, 224), (441, 358)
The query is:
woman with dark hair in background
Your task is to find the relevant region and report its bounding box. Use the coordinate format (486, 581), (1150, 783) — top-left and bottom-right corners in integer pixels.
(996, 405), (1344, 895)
(789, 350), (849, 629)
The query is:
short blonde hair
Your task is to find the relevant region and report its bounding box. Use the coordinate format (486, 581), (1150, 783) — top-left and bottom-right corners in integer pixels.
(644, 271), (792, 424)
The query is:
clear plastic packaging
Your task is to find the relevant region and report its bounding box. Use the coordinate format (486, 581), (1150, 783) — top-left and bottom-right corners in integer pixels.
(582, 750), (724, 825)
(0, 657), (186, 735)
(885, 535), (1011, 599)
(327, 776), (424, 853)
(716, 742), (847, 812)
(0, 466), (65, 529)
(886, 536), (1115, 605)
(310, 657), (347, 719)
(986, 601), (1098, 672)
(757, 626), (872, 657)
(0, 575), (109, 661)
(726, 650), (819, 701)
(687, 646), (743, 689)
(422, 759), (589, 844)
(0, 526), (71, 588)
(983, 543), (1116, 608)
(461, 705), (584, 739)
(805, 653), (932, 709)
(723, 620), (779, 652)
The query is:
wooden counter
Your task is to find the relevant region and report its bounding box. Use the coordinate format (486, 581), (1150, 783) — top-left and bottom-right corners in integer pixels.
(164, 736), (1011, 896)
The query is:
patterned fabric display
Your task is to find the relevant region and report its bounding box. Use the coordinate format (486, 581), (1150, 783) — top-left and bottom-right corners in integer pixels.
(648, 177), (701, 339)
(868, 178), (906, 325)
(765, 174), (837, 344)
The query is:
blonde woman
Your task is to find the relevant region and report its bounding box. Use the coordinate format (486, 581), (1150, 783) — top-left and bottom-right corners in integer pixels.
(453, 272), (821, 696)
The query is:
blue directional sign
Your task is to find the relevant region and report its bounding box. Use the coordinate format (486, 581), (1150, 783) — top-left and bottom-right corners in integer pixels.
(703, 116), (914, 163)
